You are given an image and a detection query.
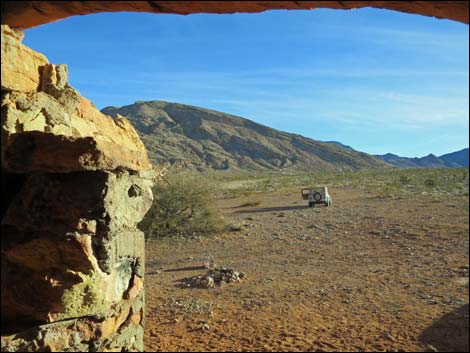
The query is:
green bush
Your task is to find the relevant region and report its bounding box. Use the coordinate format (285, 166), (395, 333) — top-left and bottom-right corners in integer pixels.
(139, 172), (223, 239)
(399, 175), (412, 185)
(424, 177), (437, 188)
(218, 168), (468, 199)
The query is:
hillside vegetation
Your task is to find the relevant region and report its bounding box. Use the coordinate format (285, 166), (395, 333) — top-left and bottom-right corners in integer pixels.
(208, 167), (470, 199)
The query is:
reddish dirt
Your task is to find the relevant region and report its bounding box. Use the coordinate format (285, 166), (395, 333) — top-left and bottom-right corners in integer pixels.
(144, 187), (469, 352)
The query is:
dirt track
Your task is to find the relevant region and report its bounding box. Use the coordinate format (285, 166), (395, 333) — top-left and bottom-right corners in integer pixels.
(144, 187), (469, 352)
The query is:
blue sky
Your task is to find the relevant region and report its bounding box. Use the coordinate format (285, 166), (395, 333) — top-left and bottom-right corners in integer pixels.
(23, 8), (469, 157)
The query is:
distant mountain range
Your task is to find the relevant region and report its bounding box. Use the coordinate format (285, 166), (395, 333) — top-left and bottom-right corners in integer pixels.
(374, 148), (469, 168)
(439, 149), (470, 167)
(101, 101), (388, 172)
(101, 100), (468, 172)
(324, 142), (468, 168)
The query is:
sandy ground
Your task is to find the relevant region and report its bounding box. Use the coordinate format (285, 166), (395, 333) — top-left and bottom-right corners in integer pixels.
(144, 187), (469, 352)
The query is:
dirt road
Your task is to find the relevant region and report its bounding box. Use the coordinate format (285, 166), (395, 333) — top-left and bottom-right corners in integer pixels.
(144, 187), (469, 352)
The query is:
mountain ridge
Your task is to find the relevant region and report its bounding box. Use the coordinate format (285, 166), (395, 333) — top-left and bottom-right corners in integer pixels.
(101, 100), (468, 171)
(101, 100), (389, 172)
(375, 148), (469, 168)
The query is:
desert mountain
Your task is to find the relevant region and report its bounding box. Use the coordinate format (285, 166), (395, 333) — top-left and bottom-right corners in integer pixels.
(375, 148), (469, 168)
(324, 141), (355, 151)
(102, 101), (389, 172)
(439, 148), (469, 167)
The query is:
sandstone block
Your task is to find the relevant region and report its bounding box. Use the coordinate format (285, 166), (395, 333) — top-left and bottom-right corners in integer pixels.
(2, 131), (149, 172)
(1, 252), (138, 323)
(2, 91), (74, 136)
(41, 64), (69, 94)
(1, 25), (48, 92)
(97, 230), (146, 276)
(1, 29), (151, 173)
(3, 234), (96, 274)
(2, 93), (152, 172)
(0, 309), (144, 352)
(2, 171), (153, 236)
(72, 97), (152, 171)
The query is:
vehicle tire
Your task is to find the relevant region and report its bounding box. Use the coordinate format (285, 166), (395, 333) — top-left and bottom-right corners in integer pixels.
(308, 202), (314, 208)
(313, 192), (322, 202)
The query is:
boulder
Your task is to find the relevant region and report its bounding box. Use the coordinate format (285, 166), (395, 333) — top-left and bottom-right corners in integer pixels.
(0, 304), (143, 352)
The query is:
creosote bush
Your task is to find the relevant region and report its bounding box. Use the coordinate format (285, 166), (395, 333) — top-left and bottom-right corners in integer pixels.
(139, 172), (223, 239)
(238, 200), (261, 207)
(424, 177), (437, 188)
(399, 175), (412, 185)
(215, 168), (468, 198)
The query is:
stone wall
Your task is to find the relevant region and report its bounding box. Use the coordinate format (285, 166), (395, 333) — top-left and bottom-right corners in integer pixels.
(1, 25), (153, 352)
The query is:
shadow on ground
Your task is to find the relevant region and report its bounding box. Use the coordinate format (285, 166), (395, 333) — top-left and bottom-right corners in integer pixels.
(173, 276), (196, 288)
(164, 266), (206, 272)
(420, 304), (469, 352)
(146, 265), (206, 275)
(235, 205), (307, 214)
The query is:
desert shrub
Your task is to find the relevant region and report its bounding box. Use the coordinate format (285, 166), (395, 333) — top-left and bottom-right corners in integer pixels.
(424, 177), (437, 188)
(399, 174), (412, 185)
(219, 168), (468, 199)
(237, 200), (261, 207)
(373, 183), (403, 198)
(139, 172), (223, 239)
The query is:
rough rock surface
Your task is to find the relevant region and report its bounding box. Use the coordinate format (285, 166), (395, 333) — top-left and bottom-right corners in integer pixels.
(1, 1), (468, 29)
(187, 267), (246, 288)
(2, 170), (152, 270)
(1, 24), (153, 352)
(1, 88), (151, 172)
(1, 25), (48, 92)
(0, 299), (144, 352)
(1, 25), (151, 173)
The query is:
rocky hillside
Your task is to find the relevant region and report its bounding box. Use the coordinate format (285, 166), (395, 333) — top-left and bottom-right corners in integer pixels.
(376, 148), (469, 168)
(102, 101), (389, 172)
(324, 141), (355, 151)
(439, 148), (469, 167)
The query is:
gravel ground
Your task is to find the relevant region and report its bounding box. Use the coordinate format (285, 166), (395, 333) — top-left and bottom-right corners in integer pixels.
(144, 187), (469, 352)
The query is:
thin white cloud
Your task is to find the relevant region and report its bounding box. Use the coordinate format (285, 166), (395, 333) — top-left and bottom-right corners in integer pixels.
(319, 24), (469, 46)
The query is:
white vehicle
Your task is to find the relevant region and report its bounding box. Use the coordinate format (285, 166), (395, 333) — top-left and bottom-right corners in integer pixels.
(301, 187), (332, 208)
